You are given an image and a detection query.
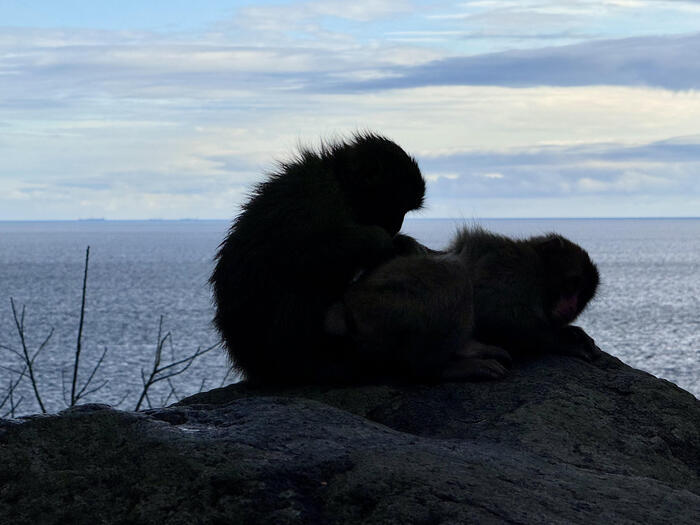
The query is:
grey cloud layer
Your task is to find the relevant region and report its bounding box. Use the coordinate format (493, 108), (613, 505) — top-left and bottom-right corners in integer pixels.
(24, 138), (700, 199)
(3, 29), (700, 103)
(334, 33), (700, 91)
(421, 138), (700, 199)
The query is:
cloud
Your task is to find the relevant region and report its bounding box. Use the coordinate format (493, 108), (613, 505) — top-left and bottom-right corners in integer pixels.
(334, 33), (700, 91)
(4, 23), (700, 112)
(2, 10), (700, 220)
(4, 133), (698, 219)
(237, 0), (412, 24)
(421, 138), (700, 203)
(576, 172), (673, 193)
(4, 82), (700, 219)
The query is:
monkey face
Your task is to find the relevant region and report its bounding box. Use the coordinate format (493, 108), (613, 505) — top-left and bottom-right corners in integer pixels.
(535, 234), (600, 326)
(552, 291), (581, 325)
(328, 133), (426, 235)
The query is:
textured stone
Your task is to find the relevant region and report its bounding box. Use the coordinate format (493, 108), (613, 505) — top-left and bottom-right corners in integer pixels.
(1, 352), (698, 524)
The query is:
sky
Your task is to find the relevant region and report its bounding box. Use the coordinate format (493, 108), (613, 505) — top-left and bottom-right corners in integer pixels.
(1, 0), (700, 219)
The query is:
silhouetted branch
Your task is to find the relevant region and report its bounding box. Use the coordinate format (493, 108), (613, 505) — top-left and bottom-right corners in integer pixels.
(1, 370), (26, 418)
(73, 347), (109, 403)
(3, 245), (222, 416)
(113, 389), (131, 408)
(135, 316), (218, 411)
(161, 378), (179, 406)
(0, 344), (23, 360)
(61, 369), (69, 407)
(219, 367), (233, 388)
(71, 246), (90, 406)
(0, 363), (26, 375)
(4, 298), (50, 413)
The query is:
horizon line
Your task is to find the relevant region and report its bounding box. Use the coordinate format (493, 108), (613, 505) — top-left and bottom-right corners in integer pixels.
(1, 217), (700, 222)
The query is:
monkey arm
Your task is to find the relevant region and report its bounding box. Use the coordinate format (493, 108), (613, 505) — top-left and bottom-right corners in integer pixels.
(325, 224), (395, 268)
(477, 313), (601, 361)
(291, 224), (395, 292)
(474, 286), (600, 361)
(516, 323), (602, 361)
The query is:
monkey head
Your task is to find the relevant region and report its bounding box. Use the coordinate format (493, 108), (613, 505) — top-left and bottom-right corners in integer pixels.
(533, 234), (599, 326)
(326, 133), (426, 236)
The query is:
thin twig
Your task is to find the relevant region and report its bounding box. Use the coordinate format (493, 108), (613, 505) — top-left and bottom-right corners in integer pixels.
(0, 372), (25, 415)
(134, 316), (218, 411)
(77, 379), (109, 400)
(71, 246), (90, 405)
(75, 347), (108, 402)
(0, 344), (24, 359)
(162, 378), (179, 406)
(219, 367), (233, 388)
(113, 389), (131, 408)
(0, 363), (26, 375)
(61, 369), (70, 406)
(34, 327), (54, 362)
(9, 297), (47, 413)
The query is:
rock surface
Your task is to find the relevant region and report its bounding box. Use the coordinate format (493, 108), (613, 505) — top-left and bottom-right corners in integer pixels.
(1, 352), (698, 524)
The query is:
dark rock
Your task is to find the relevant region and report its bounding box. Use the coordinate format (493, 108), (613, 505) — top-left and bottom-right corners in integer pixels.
(1, 352), (698, 524)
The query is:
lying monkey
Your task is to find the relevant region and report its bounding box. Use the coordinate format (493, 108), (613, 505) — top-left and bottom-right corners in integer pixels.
(328, 226), (600, 381)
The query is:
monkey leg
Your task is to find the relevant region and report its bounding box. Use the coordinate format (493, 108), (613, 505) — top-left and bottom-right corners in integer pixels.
(338, 254), (480, 381)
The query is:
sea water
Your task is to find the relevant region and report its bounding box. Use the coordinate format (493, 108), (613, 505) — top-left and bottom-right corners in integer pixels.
(0, 218), (698, 414)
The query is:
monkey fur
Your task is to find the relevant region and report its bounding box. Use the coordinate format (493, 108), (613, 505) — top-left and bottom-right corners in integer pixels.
(210, 133), (426, 384)
(326, 250), (512, 382)
(449, 227), (601, 361)
(333, 227), (601, 382)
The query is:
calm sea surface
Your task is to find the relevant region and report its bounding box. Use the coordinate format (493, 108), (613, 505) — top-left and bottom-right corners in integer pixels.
(1, 218), (698, 414)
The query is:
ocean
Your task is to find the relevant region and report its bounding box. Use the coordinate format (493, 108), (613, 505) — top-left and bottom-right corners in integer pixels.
(1, 218), (698, 415)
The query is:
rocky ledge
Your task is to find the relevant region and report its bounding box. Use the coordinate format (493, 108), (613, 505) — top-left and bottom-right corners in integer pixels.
(1, 352), (698, 524)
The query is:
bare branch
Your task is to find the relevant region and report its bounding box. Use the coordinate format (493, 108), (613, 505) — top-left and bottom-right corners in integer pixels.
(151, 343), (217, 375)
(113, 389), (131, 408)
(71, 246), (90, 406)
(8, 297), (47, 413)
(0, 344), (24, 359)
(161, 378), (179, 406)
(78, 379), (109, 400)
(143, 391), (153, 410)
(0, 373), (24, 412)
(19, 303), (25, 333)
(2, 395), (24, 419)
(219, 367), (233, 388)
(1, 371), (26, 418)
(32, 327), (54, 363)
(11, 396), (24, 418)
(134, 318), (218, 411)
(61, 369), (70, 407)
(75, 347), (108, 402)
(0, 363), (27, 375)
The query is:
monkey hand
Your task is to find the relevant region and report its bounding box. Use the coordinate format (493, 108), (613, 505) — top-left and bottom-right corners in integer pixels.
(557, 325), (603, 361)
(442, 341), (512, 381)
